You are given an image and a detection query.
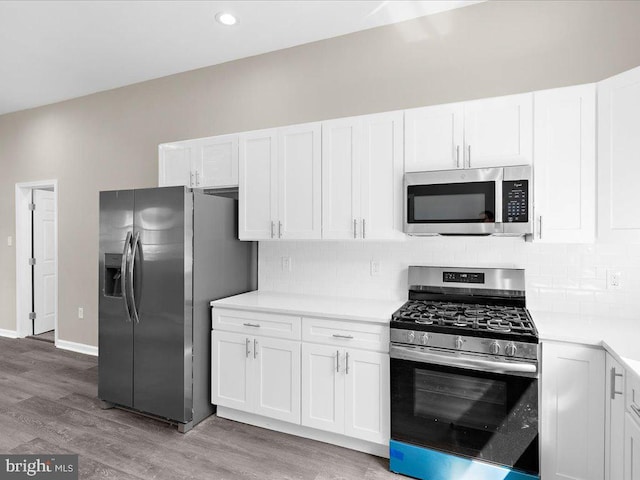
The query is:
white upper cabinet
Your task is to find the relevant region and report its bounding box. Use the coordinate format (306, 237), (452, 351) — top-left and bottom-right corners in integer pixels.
(404, 94), (532, 172)
(322, 111), (404, 240)
(463, 93), (533, 168)
(159, 134), (239, 188)
(533, 84), (596, 243)
(405, 103), (464, 172)
(239, 123), (321, 240)
(158, 143), (193, 187)
(598, 65), (640, 242)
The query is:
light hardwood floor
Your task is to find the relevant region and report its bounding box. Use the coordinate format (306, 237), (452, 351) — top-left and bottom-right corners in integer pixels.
(0, 336), (401, 480)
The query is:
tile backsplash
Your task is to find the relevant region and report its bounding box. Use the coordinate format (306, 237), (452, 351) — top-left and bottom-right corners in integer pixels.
(258, 237), (640, 318)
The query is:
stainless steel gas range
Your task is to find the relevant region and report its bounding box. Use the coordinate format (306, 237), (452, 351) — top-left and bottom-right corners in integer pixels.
(389, 266), (539, 480)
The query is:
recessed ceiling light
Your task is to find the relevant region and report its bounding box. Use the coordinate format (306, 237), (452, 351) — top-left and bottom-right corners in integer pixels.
(215, 12), (237, 26)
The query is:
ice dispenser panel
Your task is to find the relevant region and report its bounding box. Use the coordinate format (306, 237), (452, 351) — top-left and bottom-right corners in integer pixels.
(104, 253), (124, 297)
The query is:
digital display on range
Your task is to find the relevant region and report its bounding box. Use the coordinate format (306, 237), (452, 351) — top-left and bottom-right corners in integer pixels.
(443, 272), (485, 284)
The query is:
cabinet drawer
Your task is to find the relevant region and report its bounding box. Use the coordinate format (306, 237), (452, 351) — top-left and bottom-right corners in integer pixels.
(302, 318), (389, 352)
(627, 370), (640, 418)
(213, 308), (301, 340)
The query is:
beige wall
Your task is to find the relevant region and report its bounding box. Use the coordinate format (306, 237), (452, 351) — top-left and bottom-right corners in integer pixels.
(1, 1), (640, 345)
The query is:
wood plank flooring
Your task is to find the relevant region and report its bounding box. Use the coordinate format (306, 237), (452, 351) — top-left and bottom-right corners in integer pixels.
(0, 337), (402, 480)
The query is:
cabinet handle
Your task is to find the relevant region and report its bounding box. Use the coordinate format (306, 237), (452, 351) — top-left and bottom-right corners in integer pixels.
(278, 221), (282, 238)
(346, 352), (350, 375)
(254, 339), (258, 359)
(270, 221), (275, 239)
(456, 146), (460, 168)
(538, 216), (543, 240)
(362, 219), (366, 239)
(336, 350), (340, 373)
(332, 334), (354, 339)
(631, 404), (640, 420)
(195, 170), (200, 186)
(467, 145), (471, 168)
(246, 338), (251, 358)
(243, 322), (260, 328)
(353, 219), (357, 239)
(611, 367), (624, 399)
(190, 172), (195, 187)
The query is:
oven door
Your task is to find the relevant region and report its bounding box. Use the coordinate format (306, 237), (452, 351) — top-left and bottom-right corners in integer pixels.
(404, 168), (502, 235)
(390, 346), (539, 475)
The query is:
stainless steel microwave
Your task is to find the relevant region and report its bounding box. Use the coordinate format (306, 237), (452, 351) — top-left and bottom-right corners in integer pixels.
(404, 165), (532, 236)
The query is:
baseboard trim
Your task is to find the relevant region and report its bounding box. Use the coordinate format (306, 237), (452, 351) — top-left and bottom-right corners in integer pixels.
(217, 406), (389, 458)
(0, 329), (18, 339)
(56, 339), (98, 356)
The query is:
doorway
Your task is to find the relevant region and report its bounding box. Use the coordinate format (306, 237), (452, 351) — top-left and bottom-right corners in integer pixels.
(15, 180), (58, 344)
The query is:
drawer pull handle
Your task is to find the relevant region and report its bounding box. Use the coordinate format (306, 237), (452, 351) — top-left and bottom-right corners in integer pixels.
(336, 350), (340, 373)
(346, 352), (350, 375)
(611, 367), (624, 399)
(243, 322), (260, 328)
(631, 404), (640, 420)
(332, 334), (354, 339)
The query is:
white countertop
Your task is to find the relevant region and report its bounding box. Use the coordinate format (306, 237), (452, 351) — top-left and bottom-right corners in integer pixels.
(211, 290), (405, 324)
(532, 310), (640, 377)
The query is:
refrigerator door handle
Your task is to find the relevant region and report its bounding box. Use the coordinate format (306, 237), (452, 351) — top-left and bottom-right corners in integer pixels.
(121, 231), (133, 322)
(128, 232), (141, 323)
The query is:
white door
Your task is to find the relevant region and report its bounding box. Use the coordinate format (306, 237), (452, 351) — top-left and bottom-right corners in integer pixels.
(360, 111), (405, 240)
(197, 134), (239, 188)
(625, 413), (640, 480)
(239, 129), (278, 240)
(404, 103), (464, 172)
(598, 65), (640, 242)
(158, 143), (193, 187)
(606, 354), (625, 480)
(463, 93), (533, 168)
(344, 349), (389, 444)
(301, 343), (344, 434)
(211, 331), (252, 412)
(253, 336), (301, 424)
(534, 84), (596, 243)
(541, 342), (605, 480)
(321, 117), (360, 240)
(278, 122), (322, 239)
(32, 189), (56, 335)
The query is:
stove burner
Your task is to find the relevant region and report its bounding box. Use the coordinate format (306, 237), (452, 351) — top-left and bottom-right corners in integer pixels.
(487, 319), (512, 332)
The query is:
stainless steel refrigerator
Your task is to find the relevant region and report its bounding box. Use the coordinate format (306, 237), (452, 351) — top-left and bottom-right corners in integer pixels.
(98, 186), (256, 432)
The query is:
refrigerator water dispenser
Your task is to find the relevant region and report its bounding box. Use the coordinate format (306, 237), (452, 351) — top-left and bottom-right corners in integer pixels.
(104, 253), (123, 297)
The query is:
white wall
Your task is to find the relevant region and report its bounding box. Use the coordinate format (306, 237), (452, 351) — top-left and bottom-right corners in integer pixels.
(259, 238), (640, 318)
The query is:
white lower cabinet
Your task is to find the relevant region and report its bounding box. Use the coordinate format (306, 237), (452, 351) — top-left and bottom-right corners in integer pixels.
(541, 341), (605, 480)
(606, 354), (626, 480)
(301, 344), (389, 444)
(625, 412), (640, 480)
(211, 330), (301, 424)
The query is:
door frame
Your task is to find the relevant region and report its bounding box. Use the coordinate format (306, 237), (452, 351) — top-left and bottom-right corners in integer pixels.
(15, 180), (58, 343)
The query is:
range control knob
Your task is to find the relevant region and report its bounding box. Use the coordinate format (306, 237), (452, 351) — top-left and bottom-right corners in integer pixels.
(455, 336), (464, 350)
(490, 342), (501, 355)
(421, 333), (430, 345)
(407, 331), (415, 343)
(505, 343), (517, 357)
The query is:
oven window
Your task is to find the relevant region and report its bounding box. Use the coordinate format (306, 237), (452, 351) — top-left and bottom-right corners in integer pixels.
(414, 370), (507, 432)
(407, 181), (495, 223)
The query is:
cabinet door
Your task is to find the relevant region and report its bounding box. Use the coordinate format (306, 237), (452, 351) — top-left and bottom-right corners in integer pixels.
(239, 129), (278, 240)
(301, 343), (344, 434)
(606, 354), (626, 480)
(625, 413), (640, 480)
(322, 117), (360, 239)
(534, 84), (596, 243)
(253, 336), (301, 424)
(541, 342), (605, 480)
(404, 103), (464, 172)
(211, 331), (252, 412)
(196, 134), (239, 188)
(463, 93), (533, 168)
(344, 349), (389, 444)
(360, 111), (405, 240)
(598, 65), (640, 242)
(278, 123), (322, 239)
(158, 143), (193, 187)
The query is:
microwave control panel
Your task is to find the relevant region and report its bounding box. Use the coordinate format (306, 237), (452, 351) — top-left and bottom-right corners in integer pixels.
(502, 180), (529, 223)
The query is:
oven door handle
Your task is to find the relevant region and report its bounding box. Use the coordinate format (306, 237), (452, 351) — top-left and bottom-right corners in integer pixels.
(390, 345), (538, 376)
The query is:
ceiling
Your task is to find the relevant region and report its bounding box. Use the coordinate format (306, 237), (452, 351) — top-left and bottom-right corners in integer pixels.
(0, 1), (483, 116)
